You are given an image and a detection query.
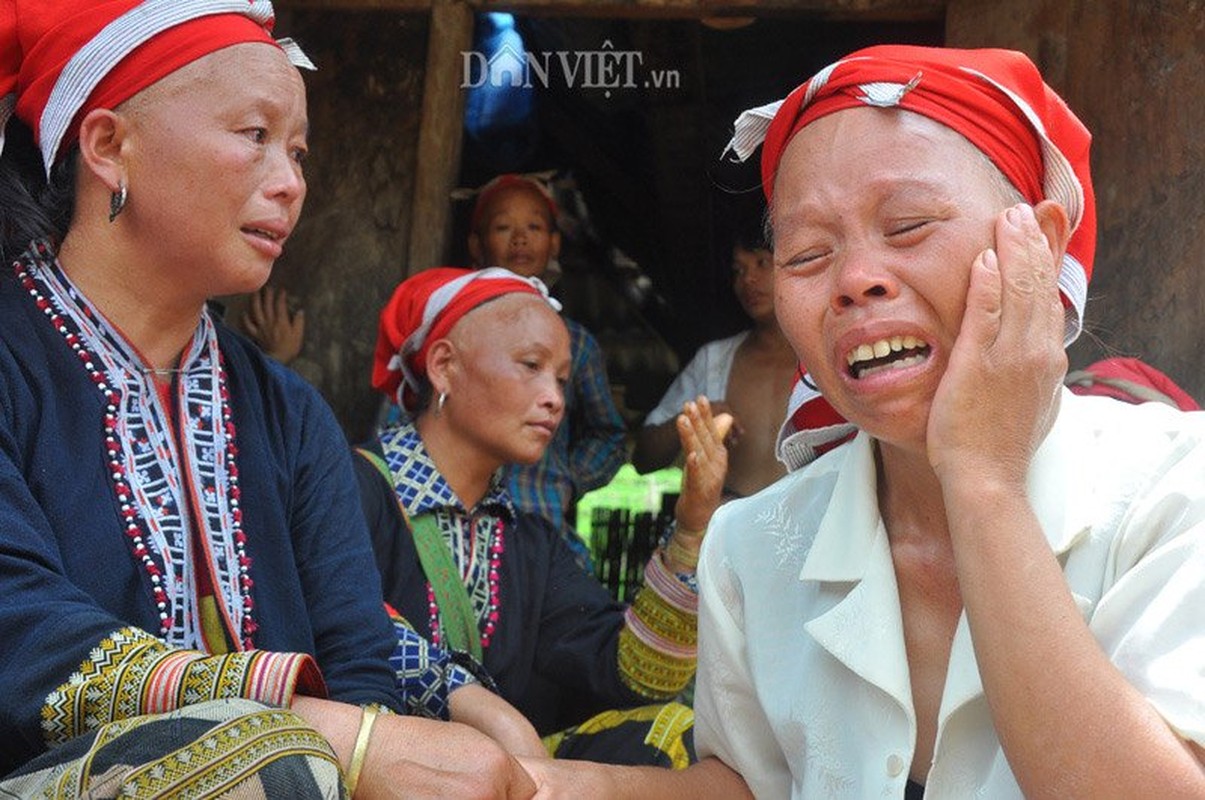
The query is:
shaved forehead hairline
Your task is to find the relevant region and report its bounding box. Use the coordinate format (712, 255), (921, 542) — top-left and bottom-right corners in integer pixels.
(119, 42), (302, 114)
(447, 293), (565, 348)
(765, 107), (1026, 245)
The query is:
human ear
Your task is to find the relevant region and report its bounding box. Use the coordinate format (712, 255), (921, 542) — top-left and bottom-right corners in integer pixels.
(76, 108), (128, 194)
(1032, 199), (1071, 267)
(425, 339), (458, 396)
(549, 230), (561, 259)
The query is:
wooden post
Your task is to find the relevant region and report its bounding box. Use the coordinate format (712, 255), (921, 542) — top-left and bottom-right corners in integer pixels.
(406, 0), (473, 276)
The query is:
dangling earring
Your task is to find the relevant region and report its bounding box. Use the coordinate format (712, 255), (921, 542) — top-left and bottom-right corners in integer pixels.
(436, 391), (447, 417)
(108, 182), (128, 223)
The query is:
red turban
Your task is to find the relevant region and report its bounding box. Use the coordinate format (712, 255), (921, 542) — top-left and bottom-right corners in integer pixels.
(724, 44), (1098, 470)
(469, 173), (559, 233)
(372, 267), (562, 411)
(0, 0), (312, 173)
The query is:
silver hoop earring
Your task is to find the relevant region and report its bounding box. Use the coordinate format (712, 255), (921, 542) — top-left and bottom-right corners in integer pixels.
(436, 391), (447, 416)
(108, 183), (128, 223)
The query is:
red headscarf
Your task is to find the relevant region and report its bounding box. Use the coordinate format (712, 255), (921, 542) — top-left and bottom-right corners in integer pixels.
(372, 267), (561, 411)
(0, 0), (311, 173)
(1066, 358), (1199, 412)
(724, 44), (1097, 470)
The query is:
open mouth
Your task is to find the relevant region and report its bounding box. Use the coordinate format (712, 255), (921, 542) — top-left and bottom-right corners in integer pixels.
(846, 335), (931, 379)
(243, 227), (283, 241)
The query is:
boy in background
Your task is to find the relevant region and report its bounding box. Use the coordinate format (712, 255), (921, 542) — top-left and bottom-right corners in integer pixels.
(468, 175), (626, 562)
(633, 223), (796, 498)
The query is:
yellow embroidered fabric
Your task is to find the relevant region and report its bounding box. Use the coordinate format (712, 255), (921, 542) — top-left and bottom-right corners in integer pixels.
(617, 585), (698, 699)
(41, 627), (320, 747)
(541, 702), (695, 770)
(23, 700), (340, 799)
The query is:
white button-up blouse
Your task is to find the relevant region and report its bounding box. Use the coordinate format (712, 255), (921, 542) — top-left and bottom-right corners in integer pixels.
(695, 391), (1205, 799)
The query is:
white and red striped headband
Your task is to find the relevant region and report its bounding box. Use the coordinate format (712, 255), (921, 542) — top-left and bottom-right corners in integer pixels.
(372, 266), (562, 411)
(1, 0), (313, 174)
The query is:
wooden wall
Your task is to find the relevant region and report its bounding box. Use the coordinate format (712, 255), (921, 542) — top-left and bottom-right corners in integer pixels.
(270, 9), (429, 442)
(947, 0), (1205, 405)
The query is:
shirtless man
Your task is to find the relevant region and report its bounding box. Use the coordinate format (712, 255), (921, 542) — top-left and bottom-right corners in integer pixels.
(633, 237), (796, 497)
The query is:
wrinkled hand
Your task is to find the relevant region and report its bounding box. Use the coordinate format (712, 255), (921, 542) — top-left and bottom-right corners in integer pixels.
(241, 286), (305, 364)
(448, 683), (548, 759)
(927, 203), (1067, 490)
(516, 755), (612, 799)
(289, 695), (536, 800)
(673, 396), (734, 534)
(358, 714), (538, 800)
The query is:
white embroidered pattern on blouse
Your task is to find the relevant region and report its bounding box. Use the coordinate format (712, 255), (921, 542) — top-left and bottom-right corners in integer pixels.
(756, 498), (807, 573)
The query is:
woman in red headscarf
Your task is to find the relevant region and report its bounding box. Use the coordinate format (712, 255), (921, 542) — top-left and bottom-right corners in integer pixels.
(520, 44), (1205, 799)
(358, 266), (729, 768)
(684, 44), (1205, 799)
(0, 2), (536, 797)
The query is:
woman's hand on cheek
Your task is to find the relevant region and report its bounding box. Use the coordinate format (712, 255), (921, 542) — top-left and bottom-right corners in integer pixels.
(927, 203), (1067, 493)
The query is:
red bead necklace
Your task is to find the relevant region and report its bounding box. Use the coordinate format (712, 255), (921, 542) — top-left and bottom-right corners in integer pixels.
(427, 518), (504, 650)
(16, 247), (257, 648)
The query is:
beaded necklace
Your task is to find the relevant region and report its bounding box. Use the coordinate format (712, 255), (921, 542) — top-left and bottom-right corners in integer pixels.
(16, 241), (257, 649)
(426, 518), (504, 650)
(379, 422), (508, 651)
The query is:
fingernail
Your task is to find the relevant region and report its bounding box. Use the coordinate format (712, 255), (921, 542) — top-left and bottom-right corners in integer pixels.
(983, 248), (998, 270)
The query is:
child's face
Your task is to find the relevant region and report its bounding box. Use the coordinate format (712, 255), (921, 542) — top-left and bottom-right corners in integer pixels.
(732, 245), (775, 323)
(470, 187), (560, 279)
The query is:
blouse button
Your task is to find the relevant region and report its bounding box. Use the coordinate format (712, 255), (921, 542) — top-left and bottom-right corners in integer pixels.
(886, 754), (906, 778)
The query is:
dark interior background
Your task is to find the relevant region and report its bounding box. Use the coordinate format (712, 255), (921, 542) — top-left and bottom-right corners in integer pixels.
(271, 2), (1205, 443)
(449, 14), (943, 421)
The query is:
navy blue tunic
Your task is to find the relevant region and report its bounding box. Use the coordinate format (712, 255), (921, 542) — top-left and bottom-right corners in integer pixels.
(0, 265), (399, 774)
(354, 447), (645, 735)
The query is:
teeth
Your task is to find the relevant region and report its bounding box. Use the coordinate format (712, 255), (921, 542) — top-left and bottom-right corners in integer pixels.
(865, 353), (926, 376)
(846, 335), (929, 367)
(848, 344), (874, 366)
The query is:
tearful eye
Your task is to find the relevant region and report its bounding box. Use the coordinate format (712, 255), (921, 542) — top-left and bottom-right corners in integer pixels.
(783, 250), (829, 273)
(889, 220), (930, 237)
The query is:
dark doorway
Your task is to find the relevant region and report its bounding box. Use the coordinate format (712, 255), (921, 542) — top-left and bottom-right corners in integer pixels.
(453, 12), (944, 422)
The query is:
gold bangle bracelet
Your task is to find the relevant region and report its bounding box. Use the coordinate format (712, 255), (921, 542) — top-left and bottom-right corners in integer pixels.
(665, 535), (700, 570)
(673, 522), (706, 540)
(345, 704), (380, 798)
